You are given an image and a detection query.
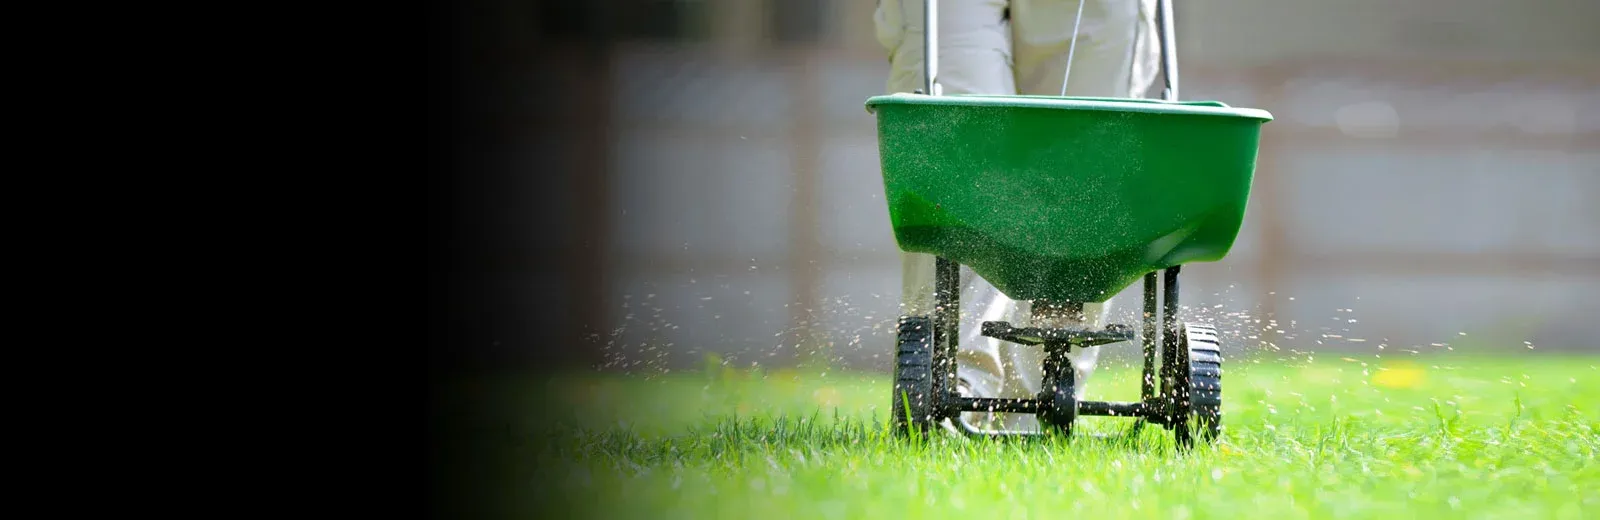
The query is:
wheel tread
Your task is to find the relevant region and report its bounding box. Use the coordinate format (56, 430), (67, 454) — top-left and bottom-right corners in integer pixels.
(1176, 322), (1224, 445)
(892, 316), (940, 435)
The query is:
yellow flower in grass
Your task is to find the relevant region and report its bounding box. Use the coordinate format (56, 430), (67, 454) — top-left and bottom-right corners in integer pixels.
(1373, 362), (1425, 389)
(813, 386), (841, 407)
(772, 368), (801, 392)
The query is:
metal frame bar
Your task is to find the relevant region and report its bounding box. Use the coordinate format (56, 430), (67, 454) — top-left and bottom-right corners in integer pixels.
(1141, 272), (1159, 402)
(953, 397), (1149, 417)
(933, 256), (960, 418)
(1159, 266), (1182, 424)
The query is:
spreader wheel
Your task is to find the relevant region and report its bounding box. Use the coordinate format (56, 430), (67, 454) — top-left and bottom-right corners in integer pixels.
(1170, 323), (1224, 446)
(891, 316), (939, 436)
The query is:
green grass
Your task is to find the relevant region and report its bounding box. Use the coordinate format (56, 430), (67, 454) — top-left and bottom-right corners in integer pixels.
(454, 354), (1600, 519)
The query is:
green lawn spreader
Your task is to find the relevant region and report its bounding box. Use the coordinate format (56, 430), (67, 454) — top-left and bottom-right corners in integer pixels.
(866, 0), (1273, 446)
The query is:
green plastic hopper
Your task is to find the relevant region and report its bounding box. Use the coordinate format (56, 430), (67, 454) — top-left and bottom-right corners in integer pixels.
(865, 93), (1273, 303)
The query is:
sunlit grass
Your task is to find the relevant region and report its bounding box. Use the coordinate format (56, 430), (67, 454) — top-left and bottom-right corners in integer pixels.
(459, 354), (1600, 519)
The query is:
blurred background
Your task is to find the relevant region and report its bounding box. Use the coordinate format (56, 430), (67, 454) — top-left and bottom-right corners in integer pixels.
(475, 0), (1600, 372)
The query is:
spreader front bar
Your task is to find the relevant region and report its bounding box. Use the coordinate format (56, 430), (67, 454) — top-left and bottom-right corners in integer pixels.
(956, 397), (1043, 414)
(1077, 400), (1147, 417)
(952, 398), (1153, 418)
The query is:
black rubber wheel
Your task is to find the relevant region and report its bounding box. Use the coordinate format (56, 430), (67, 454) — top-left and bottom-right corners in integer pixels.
(1171, 323), (1223, 447)
(891, 316), (938, 436)
(1037, 348), (1078, 435)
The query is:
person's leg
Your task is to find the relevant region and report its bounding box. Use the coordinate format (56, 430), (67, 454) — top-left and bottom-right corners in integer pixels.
(875, 0), (1015, 96)
(997, 0), (1162, 407)
(874, 0), (1025, 433)
(1011, 0), (1159, 99)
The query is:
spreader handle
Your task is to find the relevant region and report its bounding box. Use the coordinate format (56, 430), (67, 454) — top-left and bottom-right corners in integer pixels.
(923, 0), (939, 96)
(1157, 0), (1179, 101)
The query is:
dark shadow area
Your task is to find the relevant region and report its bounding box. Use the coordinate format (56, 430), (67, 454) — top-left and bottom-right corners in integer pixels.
(427, 0), (621, 517)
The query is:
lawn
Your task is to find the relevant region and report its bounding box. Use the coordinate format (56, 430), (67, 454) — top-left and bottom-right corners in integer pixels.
(444, 352), (1600, 519)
